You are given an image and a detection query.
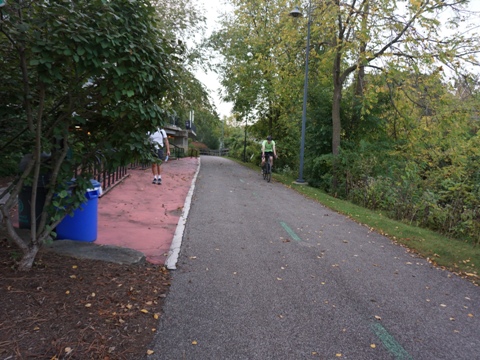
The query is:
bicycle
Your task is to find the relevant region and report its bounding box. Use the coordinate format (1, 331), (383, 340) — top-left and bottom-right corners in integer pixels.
(262, 154), (272, 182)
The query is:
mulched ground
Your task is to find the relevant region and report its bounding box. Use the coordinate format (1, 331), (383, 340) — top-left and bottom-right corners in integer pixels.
(0, 238), (171, 360)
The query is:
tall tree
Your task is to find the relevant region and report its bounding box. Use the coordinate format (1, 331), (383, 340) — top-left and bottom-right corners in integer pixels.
(209, 0), (326, 172)
(317, 0), (479, 185)
(0, 0), (185, 270)
(210, 0), (302, 131)
(208, 0), (479, 186)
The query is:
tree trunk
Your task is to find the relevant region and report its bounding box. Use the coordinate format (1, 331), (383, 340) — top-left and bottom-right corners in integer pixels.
(351, 64), (365, 134)
(331, 48), (343, 191)
(1, 201), (39, 271)
(18, 244), (40, 271)
(351, 2), (369, 133)
(332, 80), (342, 157)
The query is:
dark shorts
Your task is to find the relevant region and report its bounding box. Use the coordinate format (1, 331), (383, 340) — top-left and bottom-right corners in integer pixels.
(155, 148), (165, 161)
(263, 152), (273, 161)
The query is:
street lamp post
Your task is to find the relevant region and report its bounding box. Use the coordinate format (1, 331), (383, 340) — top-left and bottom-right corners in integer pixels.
(290, 3), (312, 184)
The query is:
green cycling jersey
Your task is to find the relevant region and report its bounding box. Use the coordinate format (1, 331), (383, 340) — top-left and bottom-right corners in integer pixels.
(262, 140), (275, 153)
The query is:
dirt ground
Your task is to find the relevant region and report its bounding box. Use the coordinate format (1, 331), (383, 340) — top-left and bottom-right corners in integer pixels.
(0, 237), (170, 359)
(0, 173), (181, 359)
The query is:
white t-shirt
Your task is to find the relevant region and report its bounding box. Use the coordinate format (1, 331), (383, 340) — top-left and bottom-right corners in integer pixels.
(150, 129), (167, 149)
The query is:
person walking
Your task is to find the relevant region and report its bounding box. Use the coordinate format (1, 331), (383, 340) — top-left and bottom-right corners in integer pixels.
(150, 128), (170, 185)
(261, 135), (277, 173)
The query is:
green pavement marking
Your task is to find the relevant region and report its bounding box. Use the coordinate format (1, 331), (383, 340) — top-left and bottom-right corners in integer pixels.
(371, 323), (413, 360)
(280, 221), (302, 242)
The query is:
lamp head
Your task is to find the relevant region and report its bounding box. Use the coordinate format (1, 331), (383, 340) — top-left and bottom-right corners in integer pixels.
(289, 6), (303, 18)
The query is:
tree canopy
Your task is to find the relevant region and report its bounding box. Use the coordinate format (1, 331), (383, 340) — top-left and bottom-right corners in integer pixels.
(0, 0), (210, 270)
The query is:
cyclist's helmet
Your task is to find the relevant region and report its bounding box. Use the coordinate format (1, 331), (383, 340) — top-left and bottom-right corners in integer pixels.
(267, 135), (272, 141)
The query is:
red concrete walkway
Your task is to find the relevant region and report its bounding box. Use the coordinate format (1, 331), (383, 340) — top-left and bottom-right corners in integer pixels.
(95, 157), (199, 265)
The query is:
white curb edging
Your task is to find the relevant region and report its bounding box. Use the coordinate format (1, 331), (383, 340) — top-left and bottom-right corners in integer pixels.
(165, 158), (201, 270)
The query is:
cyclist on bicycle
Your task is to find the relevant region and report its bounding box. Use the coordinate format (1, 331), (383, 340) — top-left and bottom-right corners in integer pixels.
(261, 135), (277, 173)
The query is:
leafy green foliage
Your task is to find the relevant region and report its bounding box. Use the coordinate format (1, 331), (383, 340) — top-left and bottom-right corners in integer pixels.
(212, 0), (480, 245)
(0, 0), (198, 270)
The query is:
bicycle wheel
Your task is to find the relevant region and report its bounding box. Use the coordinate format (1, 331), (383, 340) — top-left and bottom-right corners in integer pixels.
(262, 164), (267, 180)
(266, 162), (271, 182)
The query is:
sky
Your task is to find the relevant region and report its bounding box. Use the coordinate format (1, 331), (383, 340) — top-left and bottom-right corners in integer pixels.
(194, 0), (233, 119)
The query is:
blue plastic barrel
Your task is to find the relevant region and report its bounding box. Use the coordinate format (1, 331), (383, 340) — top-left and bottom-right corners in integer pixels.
(56, 180), (102, 242)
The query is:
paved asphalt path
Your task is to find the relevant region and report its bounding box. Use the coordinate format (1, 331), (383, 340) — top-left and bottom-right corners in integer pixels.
(147, 156), (479, 360)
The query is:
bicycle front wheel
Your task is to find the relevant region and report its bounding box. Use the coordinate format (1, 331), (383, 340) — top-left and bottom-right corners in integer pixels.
(266, 163), (271, 182)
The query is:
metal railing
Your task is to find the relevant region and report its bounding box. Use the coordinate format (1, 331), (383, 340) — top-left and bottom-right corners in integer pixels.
(170, 143), (185, 159)
(80, 136), (191, 195)
(78, 150), (129, 196)
(168, 116), (181, 127)
(189, 148), (199, 157)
